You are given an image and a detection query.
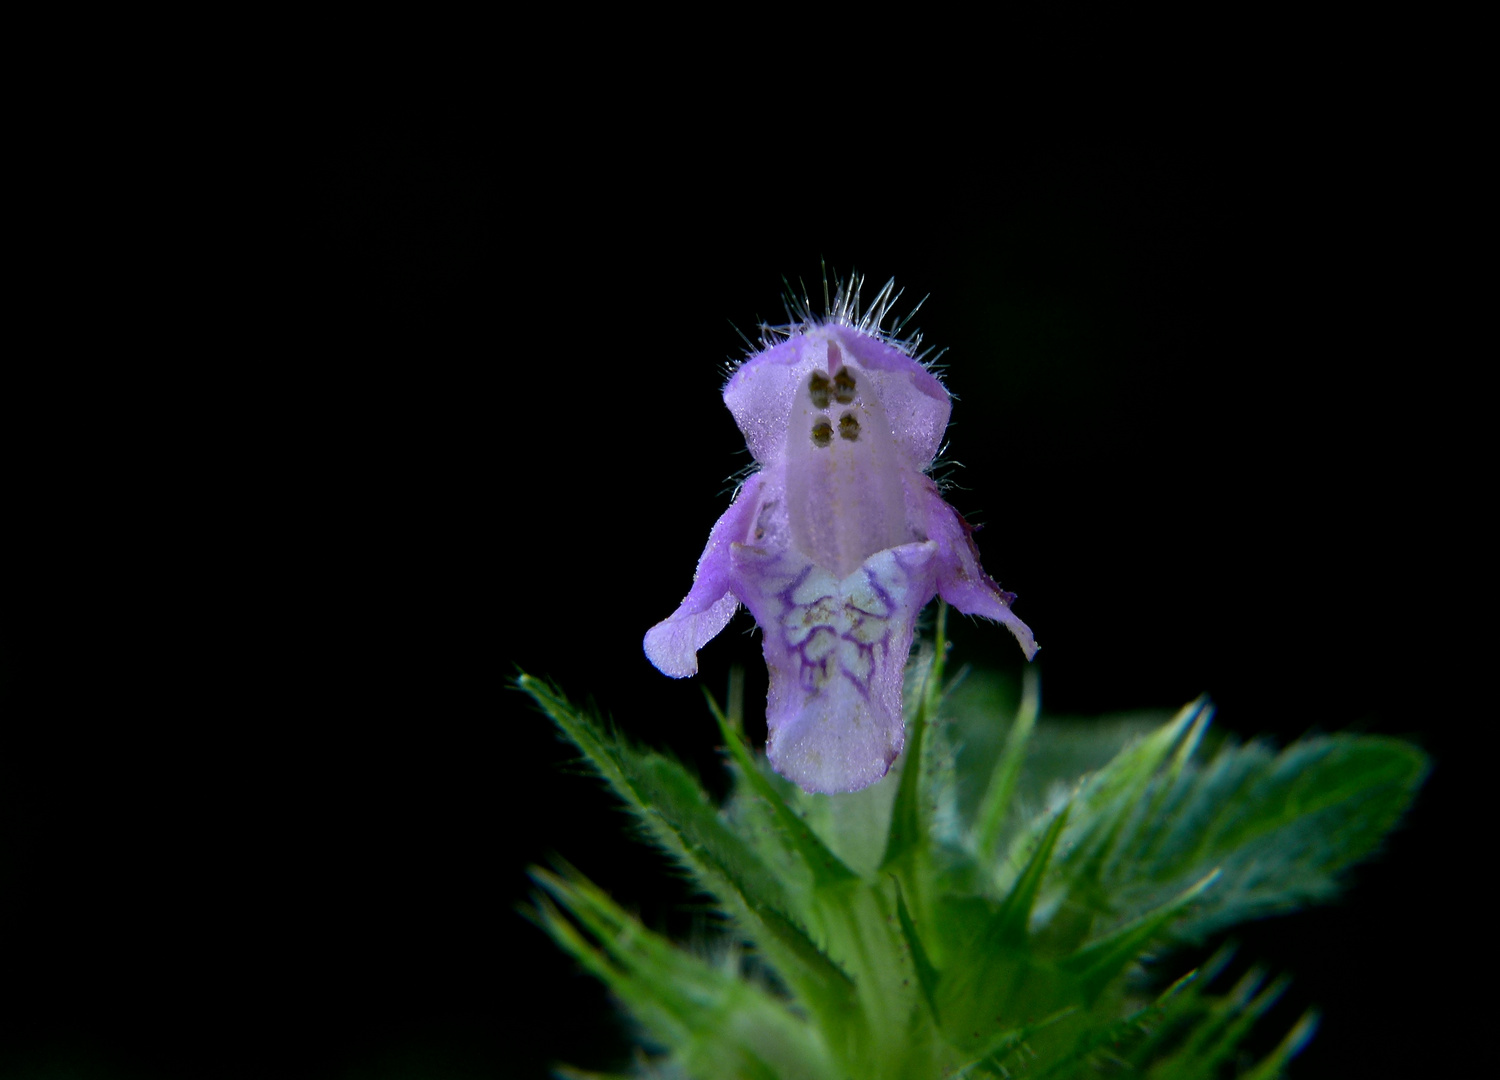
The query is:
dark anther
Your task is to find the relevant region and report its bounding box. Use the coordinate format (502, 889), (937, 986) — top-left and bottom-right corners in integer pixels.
(808, 373), (831, 409)
(838, 412), (860, 441)
(811, 419), (833, 447)
(833, 369), (856, 404)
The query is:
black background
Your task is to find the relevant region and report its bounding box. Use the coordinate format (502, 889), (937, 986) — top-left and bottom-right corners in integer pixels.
(1, 82), (1473, 1078)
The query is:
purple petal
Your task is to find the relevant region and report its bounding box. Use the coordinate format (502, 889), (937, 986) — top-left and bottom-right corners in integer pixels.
(919, 476), (1038, 659)
(643, 473), (766, 677)
(721, 336), (806, 467)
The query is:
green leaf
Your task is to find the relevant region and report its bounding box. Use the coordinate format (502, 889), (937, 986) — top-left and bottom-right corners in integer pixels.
(894, 879), (941, 1024)
(1081, 732), (1430, 941)
(955, 1006), (1078, 1079)
(531, 865), (836, 1080)
(520, 675), (783, 904)
(1237, 1011), (1319, 1080)
(1175, 969), (1291, 1078)
(1032, 964), (1204, 1079)
(520, 676), (856, 1025)
(972, 667), (1040, 861)
(924, 810), (1074, 1049)
(1061, 870), (1221, 1005)
(1051, 698), (1210, 894)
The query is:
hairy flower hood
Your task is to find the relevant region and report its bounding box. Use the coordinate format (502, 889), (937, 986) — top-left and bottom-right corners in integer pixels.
(645, 292), (1036, 794)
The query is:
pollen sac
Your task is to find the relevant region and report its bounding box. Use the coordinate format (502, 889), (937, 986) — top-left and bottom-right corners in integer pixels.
(808, 372), (831, 409)
(644, 300), (1037, 795)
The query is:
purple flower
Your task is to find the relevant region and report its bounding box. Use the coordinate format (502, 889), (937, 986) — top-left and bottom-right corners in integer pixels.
(645, 280), (1036, 794)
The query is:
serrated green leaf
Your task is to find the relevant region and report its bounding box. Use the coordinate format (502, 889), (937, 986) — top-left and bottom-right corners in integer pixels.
(521, 675), (796, 908)
(1053, 699), (1209, 894)
(739, 891), (858, 999)
(1061, 870), (1220, 1005)
(928, 823), (1079, 1052)
(972, 667), (1040, 861)
(1036, 952), (1231, 1079)
(521, 676), (863, 1031)
(1085, 733), (1429, 941)
(1181, 972), (1291, 1079)
(532, 866), (723, 1036)
(1237, 1011), (1318, 1080)
(954, 1006), (1078, 1079)
(531, 866), (836, 1080)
